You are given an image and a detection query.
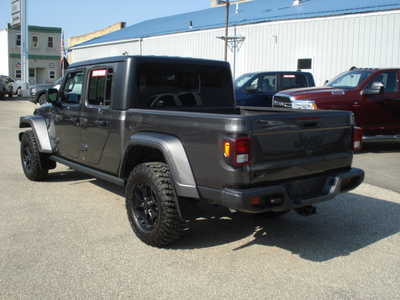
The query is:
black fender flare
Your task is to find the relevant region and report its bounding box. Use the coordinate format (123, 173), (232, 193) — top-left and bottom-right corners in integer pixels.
(121, 132), (200, 199)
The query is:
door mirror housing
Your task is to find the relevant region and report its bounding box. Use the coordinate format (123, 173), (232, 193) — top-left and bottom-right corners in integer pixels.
(47, 88), (59, 104)
(363, 81), (384, 95)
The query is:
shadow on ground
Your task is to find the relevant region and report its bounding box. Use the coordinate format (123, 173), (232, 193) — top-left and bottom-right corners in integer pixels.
(357, 142), (400, 154)
(48, 169), (400, 262)
(173, 193), (400, 261)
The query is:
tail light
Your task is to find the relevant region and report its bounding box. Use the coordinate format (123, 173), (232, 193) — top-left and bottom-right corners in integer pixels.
(223, 137), (251, 166)
(353, 127), (363, 152)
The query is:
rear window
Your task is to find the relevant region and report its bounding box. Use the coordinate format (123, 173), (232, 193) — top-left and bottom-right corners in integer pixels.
(280, 74), (308, 90)
(135, 63), (233, 109)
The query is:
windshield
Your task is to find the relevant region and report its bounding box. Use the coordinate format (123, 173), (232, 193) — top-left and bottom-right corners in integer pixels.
(327, 71), (373, 89)
(235, 73), (254, 88)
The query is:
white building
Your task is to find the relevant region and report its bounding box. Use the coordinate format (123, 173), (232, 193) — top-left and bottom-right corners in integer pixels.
(69, 0), (400, 85)
(0, 24), (62, 84)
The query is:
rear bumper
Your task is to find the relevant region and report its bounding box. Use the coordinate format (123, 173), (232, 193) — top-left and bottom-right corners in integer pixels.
(198, 168), (364, 213)
(363, 135), (400, 143)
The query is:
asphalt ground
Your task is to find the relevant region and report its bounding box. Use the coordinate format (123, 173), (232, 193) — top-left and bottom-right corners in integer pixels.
(1, 99), (399, 299)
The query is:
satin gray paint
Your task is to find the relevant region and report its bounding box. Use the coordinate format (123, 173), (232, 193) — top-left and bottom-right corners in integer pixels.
(19, 116), (53, 153)
(124, 132), (199, 199)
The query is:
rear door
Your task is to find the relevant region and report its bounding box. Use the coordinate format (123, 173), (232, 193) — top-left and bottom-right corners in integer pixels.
(80, 67), (114, 167)
(361, 70), (400, 134)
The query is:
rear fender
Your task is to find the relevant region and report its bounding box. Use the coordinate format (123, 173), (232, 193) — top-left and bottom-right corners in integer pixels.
(121, 132), (199, 199)
(19, 116), (53, 153)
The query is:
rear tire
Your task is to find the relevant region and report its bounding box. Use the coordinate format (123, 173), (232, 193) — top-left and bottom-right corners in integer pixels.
(20, 131), (49, 181)
(125, 162), (182, 247)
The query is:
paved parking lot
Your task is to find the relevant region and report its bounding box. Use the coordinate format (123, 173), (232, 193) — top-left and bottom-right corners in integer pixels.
(1, 99), (399, 299)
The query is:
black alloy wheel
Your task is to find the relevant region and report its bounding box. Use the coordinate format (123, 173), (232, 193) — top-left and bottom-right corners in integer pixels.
(132, 183), (160, 232)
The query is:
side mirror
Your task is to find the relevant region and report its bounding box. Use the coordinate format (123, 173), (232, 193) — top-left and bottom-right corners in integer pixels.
(47, 88), (59, 104)
(324, 80), (329, 85)
(363, 82), (384, 95)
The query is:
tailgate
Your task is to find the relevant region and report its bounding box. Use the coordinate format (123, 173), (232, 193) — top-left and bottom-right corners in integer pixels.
(248, 110), (353, 184)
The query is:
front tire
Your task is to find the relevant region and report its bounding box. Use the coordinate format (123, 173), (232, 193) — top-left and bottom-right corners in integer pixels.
(126, 162), (182, 247)
(20, 131), (49, 181)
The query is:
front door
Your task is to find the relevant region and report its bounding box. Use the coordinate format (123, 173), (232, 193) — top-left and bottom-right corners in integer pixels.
(362, 70), (400, 134)
(53, 70), (85, 160)
(243, 73), (277, 107)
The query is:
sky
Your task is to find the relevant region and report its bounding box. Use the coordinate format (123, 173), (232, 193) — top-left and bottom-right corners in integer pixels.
(0, 0), (211, 40)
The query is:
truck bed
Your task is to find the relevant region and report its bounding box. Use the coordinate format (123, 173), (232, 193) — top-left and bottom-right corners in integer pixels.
(125, 106), (354, 191)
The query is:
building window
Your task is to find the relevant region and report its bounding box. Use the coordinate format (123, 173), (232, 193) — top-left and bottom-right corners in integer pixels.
(48, 36), (54, 48)
(297, 58), (312, 70)
(88, 69), (113, 106)
(16, 34), (21, 47)
(32, 36), (39, 48)
(16, 70), (21, 79)
(49, 71), (55, 79)
(29, 68), (35, 78)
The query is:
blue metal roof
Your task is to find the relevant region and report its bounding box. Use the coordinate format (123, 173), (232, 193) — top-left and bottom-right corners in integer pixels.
(74, 0), (400, 48)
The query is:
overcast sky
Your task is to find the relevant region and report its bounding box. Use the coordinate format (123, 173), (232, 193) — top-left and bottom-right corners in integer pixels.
(0, 0), (211, 40)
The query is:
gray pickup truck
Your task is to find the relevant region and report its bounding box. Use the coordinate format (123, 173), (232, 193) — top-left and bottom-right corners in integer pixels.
(19, 56), (364, 247)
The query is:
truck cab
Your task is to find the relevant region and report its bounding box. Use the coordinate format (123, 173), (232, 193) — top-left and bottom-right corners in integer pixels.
(273, 68), (400, 144)
(235, 71), (315, 107)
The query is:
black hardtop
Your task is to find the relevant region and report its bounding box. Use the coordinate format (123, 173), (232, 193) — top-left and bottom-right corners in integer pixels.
(68, 55), (230, 69)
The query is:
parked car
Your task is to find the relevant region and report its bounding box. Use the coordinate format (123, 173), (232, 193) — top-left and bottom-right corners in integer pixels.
(273, 68), (400, 149)
(0, 75), (15, 99)
(30, 77), (63, 105)
(19, 56), (363, 247)
(235, 71), (315, 107)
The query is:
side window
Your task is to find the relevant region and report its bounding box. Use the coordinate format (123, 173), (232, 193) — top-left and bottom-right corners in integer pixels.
(259, 74), (277, 92)
(32, 36), (39, 48)
(48, 37), (54, 48)
(61, 71), (84, 104)
(368, 71), (399, 93)
(247, 77), (259, 90)
(87, 69), (113, 106)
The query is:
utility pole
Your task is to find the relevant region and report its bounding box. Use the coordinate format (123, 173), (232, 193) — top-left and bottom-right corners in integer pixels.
(224, 0), (230, 61)
(20, 0), (29, 95)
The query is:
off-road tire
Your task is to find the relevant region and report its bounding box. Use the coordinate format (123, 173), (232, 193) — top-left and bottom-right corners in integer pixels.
(126, 162), (182, 247)
(20, 130), (49, 181)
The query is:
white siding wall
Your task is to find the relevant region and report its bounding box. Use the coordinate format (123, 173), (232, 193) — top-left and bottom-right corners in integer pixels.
(70, 40), (142, 62)
(71, 10), (400, 85)
(0, 30), (9, 75)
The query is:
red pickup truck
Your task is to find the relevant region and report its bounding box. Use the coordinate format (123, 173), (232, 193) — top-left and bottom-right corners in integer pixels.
(273, 68), (400, 149)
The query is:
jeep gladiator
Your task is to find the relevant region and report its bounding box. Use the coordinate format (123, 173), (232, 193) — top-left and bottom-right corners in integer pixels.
(19, 56), (364, 247)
